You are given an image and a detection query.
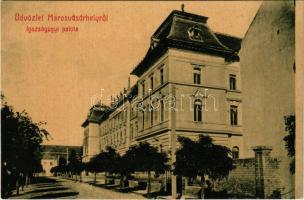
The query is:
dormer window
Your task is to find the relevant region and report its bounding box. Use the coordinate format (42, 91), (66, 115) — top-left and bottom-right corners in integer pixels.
(151, 37), (160, 49)
(188, 26), (203, 41)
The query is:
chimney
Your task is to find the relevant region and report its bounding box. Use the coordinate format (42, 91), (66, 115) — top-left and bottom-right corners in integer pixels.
(128, 77), (131, 89)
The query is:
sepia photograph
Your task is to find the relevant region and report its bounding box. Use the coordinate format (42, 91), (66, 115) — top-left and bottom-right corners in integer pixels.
(1, 1), (302, 199)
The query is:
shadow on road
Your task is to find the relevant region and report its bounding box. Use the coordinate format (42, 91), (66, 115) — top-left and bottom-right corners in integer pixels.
(30, 192), (79, 199)
(31, 177), (62, 184)
(35, 183), (61, 188)
(24, 187), (69, 194)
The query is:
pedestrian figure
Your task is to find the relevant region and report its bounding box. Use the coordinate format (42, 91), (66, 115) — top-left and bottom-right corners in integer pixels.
(20, 173), (26, 191)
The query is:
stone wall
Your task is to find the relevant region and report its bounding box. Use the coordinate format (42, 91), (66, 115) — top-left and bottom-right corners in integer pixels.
(215, 146), (284, 198)
(215, 158), (256, 198)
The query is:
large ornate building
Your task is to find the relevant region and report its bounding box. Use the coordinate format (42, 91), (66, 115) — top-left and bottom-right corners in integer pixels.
(82, 10), (243, 164)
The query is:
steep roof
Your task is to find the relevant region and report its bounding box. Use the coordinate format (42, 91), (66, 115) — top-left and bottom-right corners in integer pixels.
(131, 10), (242, 76)
(81, 104), (109, 127)
(81, 84), (138, 127)
(214, 32), (242, 52)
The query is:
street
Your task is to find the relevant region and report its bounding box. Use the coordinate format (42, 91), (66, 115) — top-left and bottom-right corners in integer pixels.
(11, 176), (145, 199)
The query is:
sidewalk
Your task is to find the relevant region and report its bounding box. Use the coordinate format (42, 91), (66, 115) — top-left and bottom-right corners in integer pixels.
(55, 176), (146, 199)
(72, 176), (176, 199)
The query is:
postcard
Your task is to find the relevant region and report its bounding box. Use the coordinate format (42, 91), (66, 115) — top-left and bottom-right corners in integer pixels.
(1, 1), (302, 199)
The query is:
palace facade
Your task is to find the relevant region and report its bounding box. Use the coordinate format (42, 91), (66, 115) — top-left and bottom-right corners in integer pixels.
(82, 10), (243, 163)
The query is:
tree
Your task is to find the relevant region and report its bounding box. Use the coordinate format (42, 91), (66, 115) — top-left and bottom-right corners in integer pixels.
(74, 161), (85, 182)
(1, 95), (50, 197)
(50, 166), (61, 176)
(114, 153), (134, 189)
(99, 146), (120, 185)
(86, 155), (102, 184)
(283, 115), (295, 174)
(59, 157), (67, 166)
(68, 150), (77, 165)
(85, 146), (118, 184)
(67, 150), (83, 181)
(174, 135), (234, 198)
(101, 146), (120, 175)
(126, 142), (168, 197)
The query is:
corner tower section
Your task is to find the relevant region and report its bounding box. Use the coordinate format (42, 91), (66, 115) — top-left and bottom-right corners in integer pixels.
(82, 104), (108, 162)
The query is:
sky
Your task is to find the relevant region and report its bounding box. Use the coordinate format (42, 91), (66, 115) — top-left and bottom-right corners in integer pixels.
(2, 1), (261, 146)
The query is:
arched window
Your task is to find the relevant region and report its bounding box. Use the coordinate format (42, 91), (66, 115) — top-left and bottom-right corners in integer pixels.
(232, 146), (239, 159)
(188, 26), (203, 41)
(194, 99), (202, 122)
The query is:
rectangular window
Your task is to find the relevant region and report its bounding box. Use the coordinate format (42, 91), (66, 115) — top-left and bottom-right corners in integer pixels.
(142, 110), (145, 130)
(120, 132), (123, 144)
(160, 100), (164, 122)
(142, 81), (145, 97)
(160, 68), (164, 85)
(123, 130), (126, 143)
(150, 107), (154, 126)
(125, 110), (127, 122)
(150, 75), (154, 91)
(230, 105), (238, 125)
(229, 74), (237, 90)
(135, 122), (138, 137)
(193, 67), (201, 84)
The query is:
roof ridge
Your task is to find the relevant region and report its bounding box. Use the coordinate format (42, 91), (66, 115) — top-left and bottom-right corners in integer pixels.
(205, 24), (230, 50)
(215, 32), (242, 40)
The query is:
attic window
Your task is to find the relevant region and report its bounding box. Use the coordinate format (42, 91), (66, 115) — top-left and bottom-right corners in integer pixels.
(151, 37), (160, 49)
(188, 26), (203, 42)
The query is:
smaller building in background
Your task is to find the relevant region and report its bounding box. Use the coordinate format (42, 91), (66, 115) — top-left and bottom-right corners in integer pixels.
(41, 145), (82, 176)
